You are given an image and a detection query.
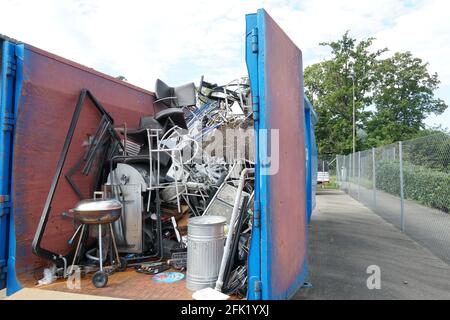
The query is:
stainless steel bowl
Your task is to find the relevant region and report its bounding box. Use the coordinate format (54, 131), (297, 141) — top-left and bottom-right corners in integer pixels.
(72, 198), (122, 224)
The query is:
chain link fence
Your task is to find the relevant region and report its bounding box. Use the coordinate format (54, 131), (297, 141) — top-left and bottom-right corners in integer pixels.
(336, 132), (450, 265)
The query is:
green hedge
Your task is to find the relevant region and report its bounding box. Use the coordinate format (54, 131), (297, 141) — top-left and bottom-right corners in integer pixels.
(376, 162), (450, 213)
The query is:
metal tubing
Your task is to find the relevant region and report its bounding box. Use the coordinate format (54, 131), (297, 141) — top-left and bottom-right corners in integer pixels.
(109, 223), (121, 266)
(372, 147), (376, 207)
(336, 156), (340, 187)
(215, 167), (254, 292)
(399, 141), (405, 232)
(68, 224), (83, 245)
(98, 224), (103, 271)
(68, 224), (86, 277)
(357, 151), (361, 200)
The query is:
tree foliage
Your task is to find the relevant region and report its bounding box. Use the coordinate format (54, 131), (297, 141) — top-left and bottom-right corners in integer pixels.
(305, 32), (448, 155)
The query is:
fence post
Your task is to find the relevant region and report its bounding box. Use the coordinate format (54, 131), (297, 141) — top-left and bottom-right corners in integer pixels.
(357, 151), (361, 200)
(372, 147), (376, 207)
(345, 155), (350, 193)
(349, 153), (353, 196)
(399, 141), (405, 232)
(336, 156), (340, 188)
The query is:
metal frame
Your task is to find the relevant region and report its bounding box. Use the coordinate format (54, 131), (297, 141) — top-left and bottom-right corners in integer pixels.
(32, 89), (119, 267)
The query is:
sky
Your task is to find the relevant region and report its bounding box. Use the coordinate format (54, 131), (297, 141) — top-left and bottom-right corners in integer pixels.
(1, 0), (449, 128)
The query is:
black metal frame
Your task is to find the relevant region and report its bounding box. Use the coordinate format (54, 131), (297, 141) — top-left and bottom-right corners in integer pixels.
(32, 89), (120, 266)
(65, 114), (116, 200)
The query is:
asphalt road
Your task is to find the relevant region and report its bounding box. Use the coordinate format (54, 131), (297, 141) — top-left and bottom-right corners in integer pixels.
(294, 190), (450, 300)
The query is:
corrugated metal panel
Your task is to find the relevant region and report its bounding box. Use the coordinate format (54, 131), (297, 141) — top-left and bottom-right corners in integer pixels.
(10, 42), (156, 288)
(246, 9), (308, 300)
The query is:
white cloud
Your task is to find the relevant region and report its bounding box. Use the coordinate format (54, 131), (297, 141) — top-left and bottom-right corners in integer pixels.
(0, 0), (448, 127)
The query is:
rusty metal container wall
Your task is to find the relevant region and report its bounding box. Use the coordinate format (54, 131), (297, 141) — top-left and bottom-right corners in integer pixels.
(11, 44), (156, 285)
(251, 9), (308, 299)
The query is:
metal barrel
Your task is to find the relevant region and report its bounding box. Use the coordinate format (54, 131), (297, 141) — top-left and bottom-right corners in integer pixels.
(186, 216), (226, 291)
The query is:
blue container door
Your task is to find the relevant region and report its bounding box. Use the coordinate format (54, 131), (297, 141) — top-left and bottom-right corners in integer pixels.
(0, 38), (22, 294)
(246, 9), (308, 300)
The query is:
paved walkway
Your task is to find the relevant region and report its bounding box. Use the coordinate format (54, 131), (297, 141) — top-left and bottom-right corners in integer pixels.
(294, 190), (450, 300)
(346, 182), (450, 265)
(3, 288), (124, 300)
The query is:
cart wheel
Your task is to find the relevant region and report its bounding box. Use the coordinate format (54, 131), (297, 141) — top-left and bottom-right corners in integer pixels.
(118, 257), (128, 272)
(92, 270), (108, 288)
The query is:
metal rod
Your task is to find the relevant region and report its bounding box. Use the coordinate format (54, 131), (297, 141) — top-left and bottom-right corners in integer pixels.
(68, 224), (85, 277)
(357, 151), (361, 200)
(372, 147), (376, 207)
(215, 167), (254, 292)
(98, 224), (103, 271)
(68, 224), (83, 245)
(110, 223), (121, 266)
(399, 141), (405, 232)
(336, 156), (340, 188)
(352, 75), (356, 158)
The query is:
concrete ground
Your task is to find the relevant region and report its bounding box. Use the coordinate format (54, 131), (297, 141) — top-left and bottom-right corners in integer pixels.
(294, 190), (450, 300)
(3, 288), (124, 300)
(346, 182), (450, 265)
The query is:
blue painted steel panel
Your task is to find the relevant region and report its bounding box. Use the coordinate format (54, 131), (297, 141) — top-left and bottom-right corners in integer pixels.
(0, 38), (21, 293)
(246, 9), (310, 299)
(304, 96), (318, 222)
(245, 13), (262, 300)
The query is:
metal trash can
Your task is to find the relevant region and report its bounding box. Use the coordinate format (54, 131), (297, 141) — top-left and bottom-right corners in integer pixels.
(186, 216), (226, 291)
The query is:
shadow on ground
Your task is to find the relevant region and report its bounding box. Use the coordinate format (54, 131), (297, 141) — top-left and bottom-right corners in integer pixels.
(294, 190), (450, 300)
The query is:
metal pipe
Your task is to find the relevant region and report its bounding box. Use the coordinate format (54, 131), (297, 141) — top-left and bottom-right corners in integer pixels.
(357, 151), (361, 200)
(68, 224), (82, 245)
(215, 167), (254, 292)
(399, 141), (405, 232)
(352, 75), (356, 159)
(110, 223), (121, 266)
(372, 147), (376, 207)
(67, 224), (86, 277)
(98, 224), (103, 271)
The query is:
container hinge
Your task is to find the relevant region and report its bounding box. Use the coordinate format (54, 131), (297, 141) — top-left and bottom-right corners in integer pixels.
(0, 195), (11, 218)
(7, 56), (17, 77)
(254, 280), (262, 293)
(251, 27), (258, 53)
(253, 200), (261, 228)
(1, 112), (16, 131)
(0, 195), (11, 203)
(252, 95), (259, 122)
(0, 266), (7, 281)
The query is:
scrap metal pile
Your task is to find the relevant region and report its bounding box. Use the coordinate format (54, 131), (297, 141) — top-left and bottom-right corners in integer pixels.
(33, 77), (255, 297)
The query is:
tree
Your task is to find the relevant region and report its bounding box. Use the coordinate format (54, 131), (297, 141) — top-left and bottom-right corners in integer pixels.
(305, 32), (448, 155)
(304, 32), (386, 155)
(367, 52), (447, 144)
